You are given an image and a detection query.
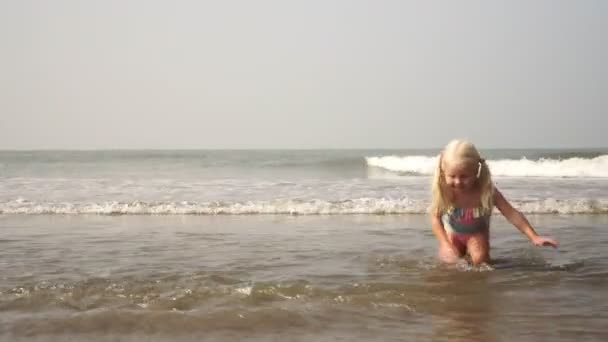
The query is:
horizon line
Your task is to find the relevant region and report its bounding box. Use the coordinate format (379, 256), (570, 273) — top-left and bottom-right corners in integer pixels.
(1, 146), (607, 152)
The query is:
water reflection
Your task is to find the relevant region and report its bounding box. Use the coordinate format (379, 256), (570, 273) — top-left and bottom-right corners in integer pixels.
(425, 266), (500, 342)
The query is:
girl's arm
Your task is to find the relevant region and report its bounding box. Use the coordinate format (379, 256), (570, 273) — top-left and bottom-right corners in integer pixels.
(431, 214), (461, 261)
(494, 189), (558, 248)
(431, 214), (451, 247)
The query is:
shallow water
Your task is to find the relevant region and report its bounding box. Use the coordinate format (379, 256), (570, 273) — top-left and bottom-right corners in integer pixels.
(1, 214), (606, 341)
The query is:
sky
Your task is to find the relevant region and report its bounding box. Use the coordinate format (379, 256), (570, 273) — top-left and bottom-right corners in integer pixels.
(0, 0), (606, 149)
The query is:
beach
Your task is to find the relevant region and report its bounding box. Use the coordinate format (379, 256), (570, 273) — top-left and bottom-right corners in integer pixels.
(1, 149), (607, 341)
(4, 1), (607, 339)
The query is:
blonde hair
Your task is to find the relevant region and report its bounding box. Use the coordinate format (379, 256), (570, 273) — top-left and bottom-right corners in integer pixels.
(430, 139), (494, 216)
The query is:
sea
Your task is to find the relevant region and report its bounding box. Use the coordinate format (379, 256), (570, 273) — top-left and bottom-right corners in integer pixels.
(1, 149), (607, 341)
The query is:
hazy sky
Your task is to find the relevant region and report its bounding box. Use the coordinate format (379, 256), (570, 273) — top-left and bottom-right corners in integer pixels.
(1, 0), (606, 149)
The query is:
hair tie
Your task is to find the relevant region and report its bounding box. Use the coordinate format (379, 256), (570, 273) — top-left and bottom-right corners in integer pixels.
(477, 158), (484, 178)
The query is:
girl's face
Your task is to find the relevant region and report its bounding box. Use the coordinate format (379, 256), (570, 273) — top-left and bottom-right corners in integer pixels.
(443, 162), (477, 193)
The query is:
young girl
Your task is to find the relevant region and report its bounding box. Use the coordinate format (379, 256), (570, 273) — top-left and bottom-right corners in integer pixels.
(430, 139), (558, 265)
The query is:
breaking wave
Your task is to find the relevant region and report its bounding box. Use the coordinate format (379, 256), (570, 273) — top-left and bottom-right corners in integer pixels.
(366, 155), (608, 178)
(2, 197), (607, 215)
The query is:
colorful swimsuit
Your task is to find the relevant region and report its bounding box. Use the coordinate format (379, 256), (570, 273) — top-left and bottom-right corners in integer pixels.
(442, 206), (491, 245)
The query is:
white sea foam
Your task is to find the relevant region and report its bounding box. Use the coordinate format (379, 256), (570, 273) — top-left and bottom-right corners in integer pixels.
(366, 155), (608, 178)
(366, 155), (437, 175)
(2, 198), (607, 215)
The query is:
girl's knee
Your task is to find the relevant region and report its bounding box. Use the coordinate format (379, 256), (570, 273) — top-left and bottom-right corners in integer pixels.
(438, 244), (461, 263)
(439, 250), (460, 264)
(470, 252), (490, 265)
(467, 234), (490, 265)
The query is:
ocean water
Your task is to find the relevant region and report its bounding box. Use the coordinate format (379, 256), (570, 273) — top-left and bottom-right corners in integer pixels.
(1, 149), (607, 341)
(2, 149), (608, 215)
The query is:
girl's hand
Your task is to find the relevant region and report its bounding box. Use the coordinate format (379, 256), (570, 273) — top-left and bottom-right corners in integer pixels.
(532, 236), (559, 248)
(438, 242), (460, 263)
